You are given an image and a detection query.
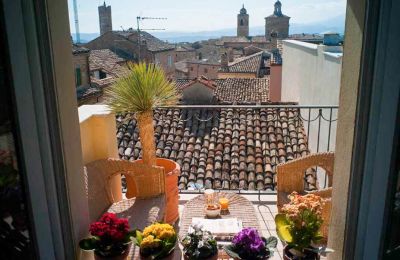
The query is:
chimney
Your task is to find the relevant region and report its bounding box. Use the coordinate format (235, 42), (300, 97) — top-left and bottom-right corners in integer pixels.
(228, 48), (234, 62)
(269, 50), (282, 102)
(221, 52), (228, 68)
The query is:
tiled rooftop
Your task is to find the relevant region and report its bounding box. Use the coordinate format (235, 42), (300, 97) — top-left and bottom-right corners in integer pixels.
(116, 108), (316, 191)
(89, 49), (129, 87)
(219, 51), (264, 74)
(114, 30), (175, 52)
(175, 78), (270, 104)
(72, 44), (90, 55)
(214, 78), (270, 103)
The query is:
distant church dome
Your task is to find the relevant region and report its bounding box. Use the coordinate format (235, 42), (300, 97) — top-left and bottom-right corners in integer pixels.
(274, 0), (283, 16)
(240, 4), (247, 15)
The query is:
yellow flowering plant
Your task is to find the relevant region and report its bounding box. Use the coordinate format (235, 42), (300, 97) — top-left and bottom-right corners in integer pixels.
(134, 223), (177, 259)
(275, 192), (332, 258)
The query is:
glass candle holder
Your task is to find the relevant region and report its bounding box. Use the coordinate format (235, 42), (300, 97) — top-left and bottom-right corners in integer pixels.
(219, 197), (229, 210)
(204, 189), (215, 206)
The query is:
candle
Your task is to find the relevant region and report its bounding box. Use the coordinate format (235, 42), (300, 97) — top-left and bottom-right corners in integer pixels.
(219, 197), (229, 210)
(204, 189), (215, 206)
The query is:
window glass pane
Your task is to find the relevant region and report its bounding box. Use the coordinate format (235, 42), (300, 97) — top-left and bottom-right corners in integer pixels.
(385, 168), (400, 256)
(0, 24), (35, 259)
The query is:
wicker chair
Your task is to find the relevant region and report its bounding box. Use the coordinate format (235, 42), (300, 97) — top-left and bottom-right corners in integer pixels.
(276, 152), (334, 240)
(84, 158), (166, 230)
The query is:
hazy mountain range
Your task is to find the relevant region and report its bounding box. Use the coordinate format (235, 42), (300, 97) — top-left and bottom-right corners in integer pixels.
(72, 14), (345, 43)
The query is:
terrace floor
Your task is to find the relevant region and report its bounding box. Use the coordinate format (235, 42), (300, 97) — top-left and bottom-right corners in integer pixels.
(178, 193), (327, 260)
(178, 193), (283, 259)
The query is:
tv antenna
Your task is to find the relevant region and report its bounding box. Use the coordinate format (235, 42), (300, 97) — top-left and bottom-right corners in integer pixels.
(73, 0), (80, 43)
(136, 16), (167, 60)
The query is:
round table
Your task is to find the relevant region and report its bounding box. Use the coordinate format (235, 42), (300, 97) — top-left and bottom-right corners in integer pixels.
(179, 192), (261, 239)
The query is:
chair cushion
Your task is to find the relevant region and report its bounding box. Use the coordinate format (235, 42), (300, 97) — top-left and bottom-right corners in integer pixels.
(107, 195), (166, 230)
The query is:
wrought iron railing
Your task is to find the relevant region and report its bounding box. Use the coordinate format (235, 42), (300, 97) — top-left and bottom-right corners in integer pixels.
(150, 104), (339, 194)
(117, 104), (338, 198)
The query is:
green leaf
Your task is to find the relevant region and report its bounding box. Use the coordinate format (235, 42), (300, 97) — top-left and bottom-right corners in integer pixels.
(135, 230), (143, 245)
(275, 214), (293, 243)
(79, 238), (97, 250)
(275, 214), (289, 226)
(223, 245), (242, 259)
(264, 236), (278, 249)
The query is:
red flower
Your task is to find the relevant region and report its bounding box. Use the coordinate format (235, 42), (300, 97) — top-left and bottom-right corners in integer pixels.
(89, 222), (108, 237)
(89, 213), (130, 242)
(115, 218), (129, 233)
(99, 213), (117, 224)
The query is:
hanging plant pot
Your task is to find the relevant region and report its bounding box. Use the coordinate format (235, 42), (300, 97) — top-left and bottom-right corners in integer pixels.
(283, 246), (320, 260)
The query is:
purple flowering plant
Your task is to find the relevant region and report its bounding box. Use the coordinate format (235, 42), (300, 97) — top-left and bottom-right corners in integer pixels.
(224, 228), (277, 259)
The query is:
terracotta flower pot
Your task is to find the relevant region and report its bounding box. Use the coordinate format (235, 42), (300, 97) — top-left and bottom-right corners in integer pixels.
(183, 252), (218, 260)
(127, 158), (180, 224)
(283, 246), (320, 260)
(139, 242), (177, 260)
(94, 243), (131, 260)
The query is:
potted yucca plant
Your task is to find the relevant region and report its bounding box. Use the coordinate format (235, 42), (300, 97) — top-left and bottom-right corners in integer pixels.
(105, 62), (181, 223)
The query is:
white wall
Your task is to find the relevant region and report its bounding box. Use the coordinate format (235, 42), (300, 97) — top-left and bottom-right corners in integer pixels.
(281, 40), (342, 154)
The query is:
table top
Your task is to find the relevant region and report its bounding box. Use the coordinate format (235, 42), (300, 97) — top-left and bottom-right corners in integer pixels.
(179, 192), (261, 239)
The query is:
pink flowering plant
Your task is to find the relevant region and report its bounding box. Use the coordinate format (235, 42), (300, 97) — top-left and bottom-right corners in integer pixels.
(79, 213), (134, 257)
(223, 228), (277, 259)
(275, 192), (332, 257)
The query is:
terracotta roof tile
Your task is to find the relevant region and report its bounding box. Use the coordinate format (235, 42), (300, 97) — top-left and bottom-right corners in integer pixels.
(214, 78), (269, 103)
(89, 49), (129, 87)
(116, 108), (315, 191)
(114, 30), (175, 52)
(220, 51), (263, 73)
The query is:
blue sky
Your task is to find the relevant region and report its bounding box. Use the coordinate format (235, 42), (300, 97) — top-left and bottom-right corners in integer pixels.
(67, 0), (346, 33)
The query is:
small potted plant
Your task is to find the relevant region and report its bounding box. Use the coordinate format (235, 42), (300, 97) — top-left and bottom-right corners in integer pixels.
(181, 223), (218, 260)
(134, 223), (177, 259)
(223, 228), (277, 259)
(79, 213), (134, 260)
(275, 192), (333, 260)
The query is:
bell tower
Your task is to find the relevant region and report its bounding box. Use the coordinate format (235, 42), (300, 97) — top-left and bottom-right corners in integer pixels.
(265, 1), (290, 40)
(98, 1), (112, 35)
(237, 4), (249, 37)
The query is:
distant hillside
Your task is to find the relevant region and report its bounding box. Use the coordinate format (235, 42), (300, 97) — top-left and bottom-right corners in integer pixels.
(71, 33), (99, 43)
(154, 14), (345, 43)
(72, 14), (345, 44)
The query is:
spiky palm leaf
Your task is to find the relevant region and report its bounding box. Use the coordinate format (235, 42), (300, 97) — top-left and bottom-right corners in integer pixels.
(105, 62), (180, 114)
(105, 62), (180, 166)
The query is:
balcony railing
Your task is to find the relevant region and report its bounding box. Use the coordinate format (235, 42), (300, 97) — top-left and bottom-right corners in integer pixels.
(116, 104), (339, 196)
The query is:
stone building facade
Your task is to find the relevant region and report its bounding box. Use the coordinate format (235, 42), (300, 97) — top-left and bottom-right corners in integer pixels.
(237, 5), (249, 37)
(85, 30), (176, 78)
(186, 60), (220, 79)
(72, 45), (102, 106)
(175, 45), (196, 62)
(265, 0), (290, 40)
(72, 45), (91, 88)
(98, 2), (112, 36)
